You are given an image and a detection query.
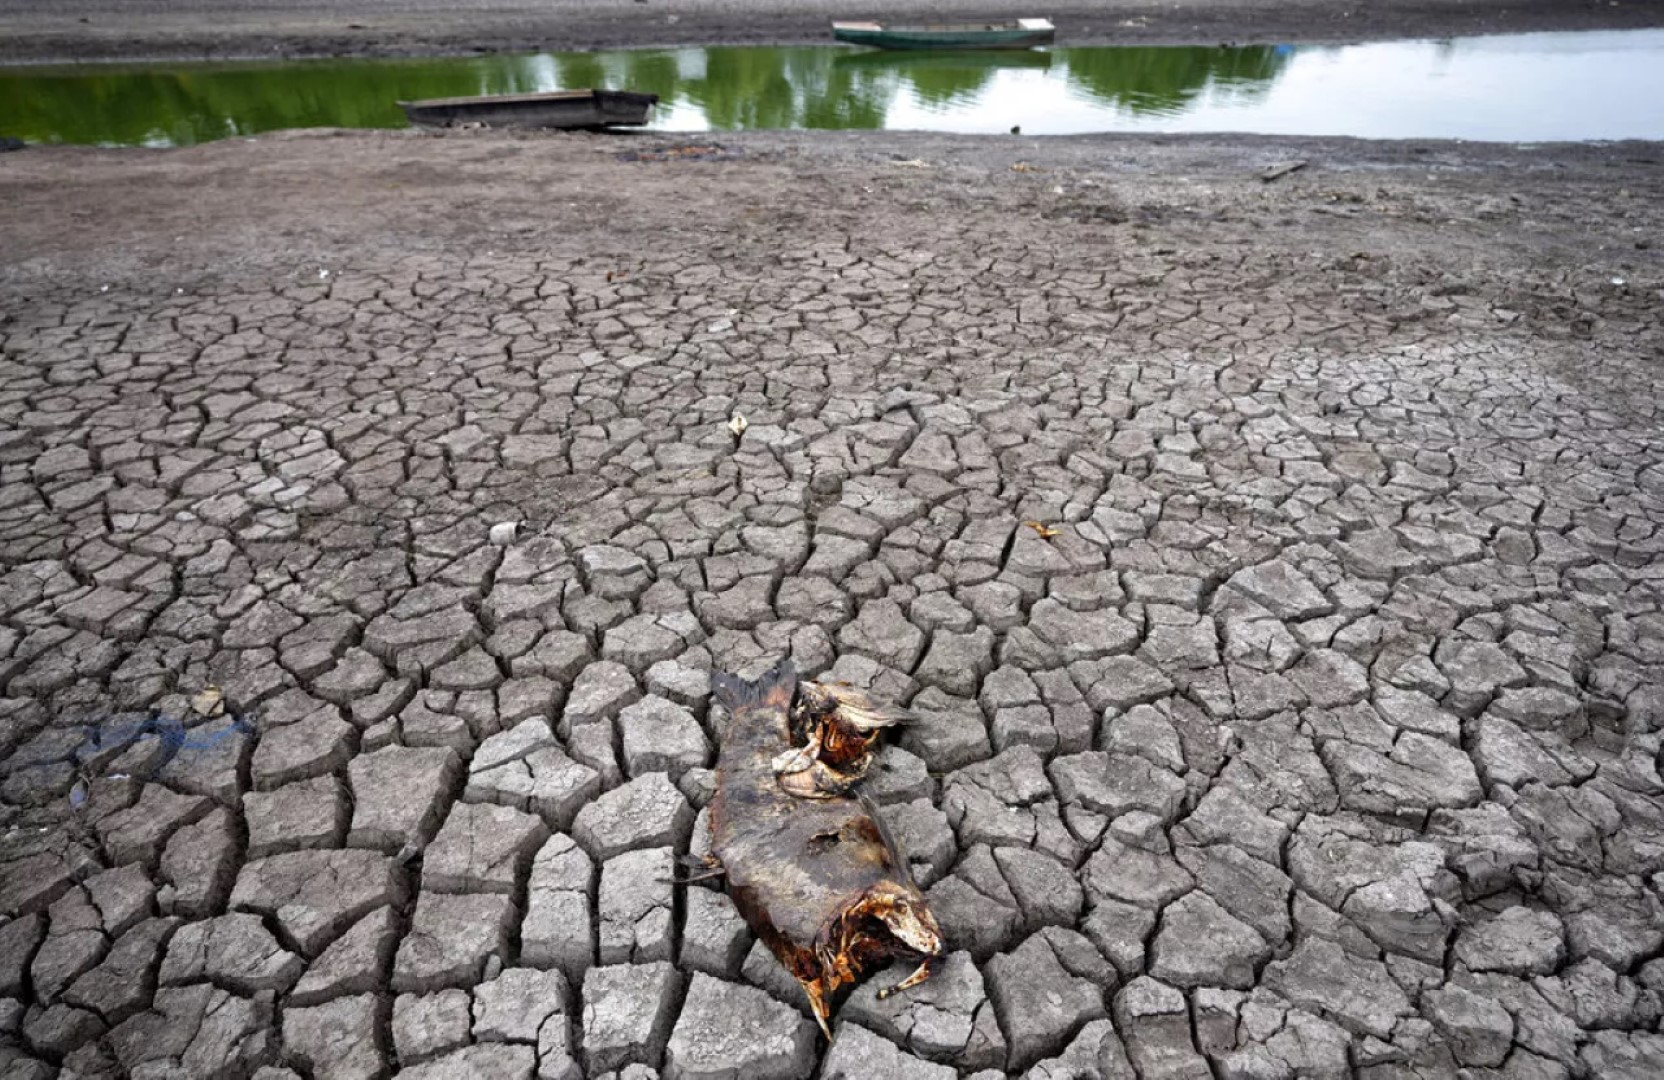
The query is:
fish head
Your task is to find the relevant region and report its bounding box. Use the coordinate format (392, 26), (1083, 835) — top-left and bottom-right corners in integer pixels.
(868, 881), (944, 958)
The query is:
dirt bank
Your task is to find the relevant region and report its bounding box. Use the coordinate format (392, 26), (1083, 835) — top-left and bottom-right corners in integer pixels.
(1, 0), (1662, 64)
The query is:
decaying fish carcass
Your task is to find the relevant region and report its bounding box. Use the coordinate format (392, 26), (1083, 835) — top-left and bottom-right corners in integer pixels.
(771, 678), (906, 798)
(708, 658), (942, 1038)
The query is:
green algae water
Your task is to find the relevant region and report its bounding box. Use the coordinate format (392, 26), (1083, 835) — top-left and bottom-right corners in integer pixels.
(3, 30), (1663, 147)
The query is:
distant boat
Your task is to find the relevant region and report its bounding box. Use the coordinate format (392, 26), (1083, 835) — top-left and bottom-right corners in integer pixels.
(398, 89), (659, 130)
(831, 18), (1055, 51)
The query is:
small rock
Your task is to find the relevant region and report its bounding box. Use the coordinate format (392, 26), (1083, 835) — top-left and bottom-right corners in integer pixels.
(473, 966), (571, 1043)
(572, 772), (693, 860)
(1454, 906), (1566, 975)
(986, 933), (1107, 1071)
(423, 802), (548, 893)
(393, 989), (472, 1064)
(1113, 976), (1211, 1079)
(289, 906), (398, 1006)
(822, 1022), (957, 1079)
(582, 962), (681, 1073)
(346, 745), (462, 852)
(1422, 983), (1514, 1066)
(393, 892), (516, 991)
(598, 847), (675, 965)
(399, 1042), (538, 1079)
(679, 887), (751, 978)
(281, 993), (385, 1080)
(230, 849), (406, 956)
(522, 833), (596, 981)
(158, 912), (303, 995)
(662, 972), (818, 1080)
(618, 696), (710, 778)
(244, 775), (347, 857)
(1149, 891), (1269, 990)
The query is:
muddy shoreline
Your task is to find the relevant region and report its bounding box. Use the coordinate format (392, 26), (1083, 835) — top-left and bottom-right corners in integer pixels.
(4, 127), (1660, 285)
(2, 0), (1663, 65)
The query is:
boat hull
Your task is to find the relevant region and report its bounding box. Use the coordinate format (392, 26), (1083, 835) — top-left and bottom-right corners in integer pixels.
(399, 90), (658, 129)
(832, 22), (1055, 50)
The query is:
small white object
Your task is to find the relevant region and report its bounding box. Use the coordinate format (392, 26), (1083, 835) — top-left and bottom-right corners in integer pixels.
(319, 268), (330, 279)
(1611, 276), (1627, 286)
(489, 522), (519, 546)
(728, 414), (749, 439)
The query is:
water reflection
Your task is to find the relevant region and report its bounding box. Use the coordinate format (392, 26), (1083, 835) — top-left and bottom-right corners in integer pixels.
(1064, 45), (1289, 114)
(1, 30), (1661, 147)
(0, 43), (1291, 146)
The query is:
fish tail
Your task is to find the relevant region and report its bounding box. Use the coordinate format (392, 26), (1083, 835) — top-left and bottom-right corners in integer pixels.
(711, 656), (798, 716)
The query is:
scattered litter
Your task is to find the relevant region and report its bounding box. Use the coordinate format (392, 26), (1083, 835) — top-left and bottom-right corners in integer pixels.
(708, 318), (734, 333)
(16, 710), (257, 785)
(1023, 520), (1060, 540)
(894, 158), (932, 169)
(1011, 161), (1040, 173)
(489, 521), (520, 546)
(728, 414), (749, 440)
(191, 686), (225, 718)
(1259, 160), (1308, 183)
(318, 268), (330, 280)
(68, 778), (88, 809)
(1611, 276), (1628, 286)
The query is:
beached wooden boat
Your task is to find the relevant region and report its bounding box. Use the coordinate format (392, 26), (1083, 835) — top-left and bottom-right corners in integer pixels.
(398, 89), (659, 130)
(831, 18), (1055, 51)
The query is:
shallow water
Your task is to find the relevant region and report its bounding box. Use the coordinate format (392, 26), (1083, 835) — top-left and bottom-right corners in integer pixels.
(2, 29), (1662, 147)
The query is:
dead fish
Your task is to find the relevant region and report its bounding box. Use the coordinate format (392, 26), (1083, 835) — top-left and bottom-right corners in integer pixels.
(709, 658), (942, 1039)
(773, 680), (907, 799)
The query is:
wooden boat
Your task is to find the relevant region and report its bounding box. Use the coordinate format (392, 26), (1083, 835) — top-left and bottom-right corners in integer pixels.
(831, 18), (1055, 51)
(398, 89), (659, 130)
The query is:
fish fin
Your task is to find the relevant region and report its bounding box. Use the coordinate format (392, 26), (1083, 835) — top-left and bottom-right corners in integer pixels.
(667, 852), (726, 883)
(711, 657), (798, 715)
(857, 787), (911, 868)
(878, 956), (937, 999)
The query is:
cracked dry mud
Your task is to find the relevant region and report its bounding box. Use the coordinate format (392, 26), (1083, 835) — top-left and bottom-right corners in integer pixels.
(1, 128), (1663, 1079)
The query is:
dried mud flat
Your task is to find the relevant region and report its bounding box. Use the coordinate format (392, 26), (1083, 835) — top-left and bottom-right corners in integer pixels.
(2, 126), (1664, 1079)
